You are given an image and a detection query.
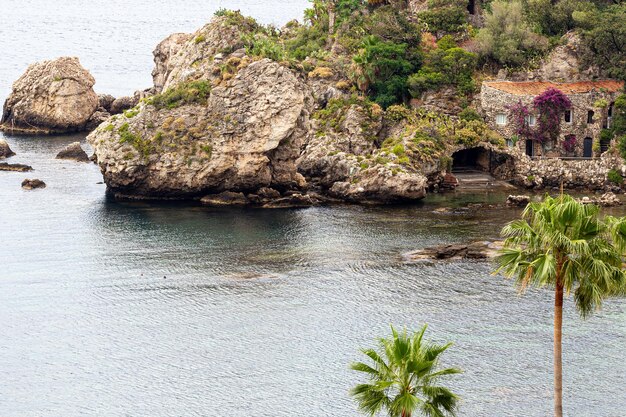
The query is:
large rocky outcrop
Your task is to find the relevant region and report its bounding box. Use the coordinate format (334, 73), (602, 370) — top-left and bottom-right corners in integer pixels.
(87, 15), (430, 204)
(0, 57), (99, 134)
(89, 59), (311, 198)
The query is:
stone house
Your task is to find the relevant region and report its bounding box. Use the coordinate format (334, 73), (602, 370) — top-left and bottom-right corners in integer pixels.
(480, 80), (624, 158)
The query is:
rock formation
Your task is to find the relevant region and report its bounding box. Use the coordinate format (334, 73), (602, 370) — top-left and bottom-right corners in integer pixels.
(405, 241), (504, 262)
(0, 57), (99, 134)
(88, 15), (429, 204)
(56, 142), (90, 162)
(0, 139), (15, 158)
(0, 162), (32, 172)
(21, 179), (46, 189)
(152, 33), (193, 93)
(506, 195), (530, 207)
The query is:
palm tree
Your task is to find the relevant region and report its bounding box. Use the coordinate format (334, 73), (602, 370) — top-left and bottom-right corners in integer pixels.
(495, 194), (626, 417)
(350, 325), (461, 417)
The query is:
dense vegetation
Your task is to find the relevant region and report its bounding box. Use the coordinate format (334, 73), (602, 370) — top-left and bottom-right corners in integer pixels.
(231, 0), (624, 112)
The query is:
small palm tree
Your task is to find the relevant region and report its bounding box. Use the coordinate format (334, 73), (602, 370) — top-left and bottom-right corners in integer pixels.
(350, 325), (461, 417)
(495, 194), (626, 417)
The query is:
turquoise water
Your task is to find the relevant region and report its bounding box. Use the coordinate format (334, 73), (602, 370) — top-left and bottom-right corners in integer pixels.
(1, 1), (625, 416)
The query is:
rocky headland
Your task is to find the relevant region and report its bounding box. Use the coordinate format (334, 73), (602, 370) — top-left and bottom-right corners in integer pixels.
(1, 3), (624, 206)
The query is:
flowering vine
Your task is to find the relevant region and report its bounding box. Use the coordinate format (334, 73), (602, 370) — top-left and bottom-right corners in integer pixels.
(507, 88), (573, 145)
(508, 100), (535, 140)
(533, 87), (572, 143)
(562, 134), (576, 153)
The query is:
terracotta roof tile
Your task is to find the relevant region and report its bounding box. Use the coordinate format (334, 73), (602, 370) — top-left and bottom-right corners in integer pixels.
(484, 80), (624, 95)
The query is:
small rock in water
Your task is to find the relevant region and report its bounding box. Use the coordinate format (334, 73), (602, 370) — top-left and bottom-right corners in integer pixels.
(21, 179), (46, 190)
(579, 192), (622, 207)
(0, 162), (33, 172)
(56, 142), (90, 162)
(0, 139), (15, 158)
(506, 195), (530, 207)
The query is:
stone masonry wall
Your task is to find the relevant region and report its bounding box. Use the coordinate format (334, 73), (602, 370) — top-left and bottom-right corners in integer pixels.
(512, 152), (625, 190)
(480, 84), (620, 158)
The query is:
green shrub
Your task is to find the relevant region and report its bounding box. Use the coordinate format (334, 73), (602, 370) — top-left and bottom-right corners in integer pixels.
(607, 168), (623, 185)
(574, 4), (626, 81)
(407, 70), (444, 96)
(618, 135), (626, 160)
(242, 32), (285, 61)
(150, 80), (211, 110)
(194, 35), (206, 44)
(418, 0), (468, 34)
(385, 105), (412, 122)
(352, 35), (416, 107)
(613, 95), (626, 136)
(476, 0), (549, 67)
(391, 143), (405, 156)
(407, 47), (477, 96)
(459, 107), (482, 122)
(123, 107), (140, 118)
(118, 123), (153, 159)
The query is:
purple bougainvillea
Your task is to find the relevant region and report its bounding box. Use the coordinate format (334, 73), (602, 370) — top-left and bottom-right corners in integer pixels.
(533, 87), (572, 143)
(562, 134), (576, 153)
(508, 100), (533, 139)
(507, 88), (572, 144)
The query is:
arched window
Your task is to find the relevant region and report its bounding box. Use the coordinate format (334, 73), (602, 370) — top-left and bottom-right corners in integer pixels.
(587, 110), (595, 124)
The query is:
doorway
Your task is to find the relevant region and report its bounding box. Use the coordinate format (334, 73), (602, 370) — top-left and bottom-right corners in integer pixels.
(525, 140), (534, 157)
(583, 137), (593, 158)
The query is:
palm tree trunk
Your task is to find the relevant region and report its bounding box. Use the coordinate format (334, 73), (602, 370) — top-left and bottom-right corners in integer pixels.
(554, 281), (564, 417)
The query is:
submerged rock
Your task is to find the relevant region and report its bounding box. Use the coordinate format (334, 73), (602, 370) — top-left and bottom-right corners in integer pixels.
(56, 142), (90, 162)
(0, 139), (15, 158)
(262, 193), (316, 209)
(0, 162), (32, 172)
(21, 178), (46, 189)
(200, 191), (249, 206)
(0, 57), (98, 134)
(405, 241), (504, 262)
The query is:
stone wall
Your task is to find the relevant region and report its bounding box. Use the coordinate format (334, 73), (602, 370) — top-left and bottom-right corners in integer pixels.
(512, 153), (625, 190)
(480, 83), (621, 158)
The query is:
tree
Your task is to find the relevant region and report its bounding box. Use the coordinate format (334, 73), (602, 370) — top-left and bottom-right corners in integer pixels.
(476, 0), (548, 67)
(574, 3), (626, 81)
(352, 35), (416, 107)
(495, 194), (626, 417)
(350, 325), (461, 417)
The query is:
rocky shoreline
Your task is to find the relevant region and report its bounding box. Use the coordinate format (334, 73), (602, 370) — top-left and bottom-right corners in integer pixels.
(1, 7), (625, 207)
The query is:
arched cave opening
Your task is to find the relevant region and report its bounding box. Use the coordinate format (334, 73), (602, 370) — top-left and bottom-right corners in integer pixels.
(451, 146), (513, 180)
(452, 147), (491, 172)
